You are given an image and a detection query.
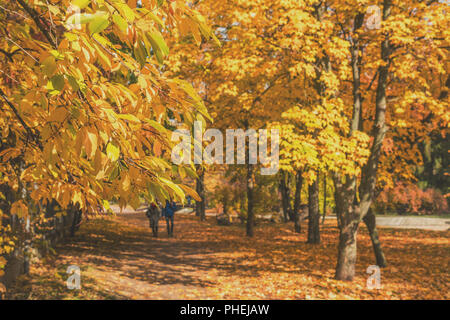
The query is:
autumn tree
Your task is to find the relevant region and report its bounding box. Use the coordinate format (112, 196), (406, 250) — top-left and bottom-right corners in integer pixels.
(265, 0), (447, 276)
(153, 0), (448, 281)
(0, 0), (215, 277)
(330, 0), (448, 280)
(167, 0), (307, 236)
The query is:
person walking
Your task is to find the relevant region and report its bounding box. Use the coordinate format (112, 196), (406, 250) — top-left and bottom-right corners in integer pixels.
(162, 200), (177, 237)
(146, 202), (160, 237)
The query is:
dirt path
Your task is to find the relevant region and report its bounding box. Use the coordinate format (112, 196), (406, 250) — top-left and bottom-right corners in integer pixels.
(59, 213), (222, 299)
(8, 211), (449, 300)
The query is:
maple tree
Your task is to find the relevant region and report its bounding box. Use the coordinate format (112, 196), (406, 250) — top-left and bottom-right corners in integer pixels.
(167, 0), (345, 238)
(274, 0), (447, 280)
(329, 0), (448, 280)
(169, 0), (448, 281)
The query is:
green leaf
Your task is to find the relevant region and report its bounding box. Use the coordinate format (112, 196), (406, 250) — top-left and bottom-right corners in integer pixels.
(159, 177), (185, 201)
(117, 3), (135, 23)
(147, 31), (169, 56)
(72, 0), (91, 9)
(67, 75), (80, 91)
(145, 31), (169, 64)
(112, 14), (128, 32)
(51, 75), (65, 91)
(88, 13), (110, 34)
(147, 12), (165, 28)
(148, 181), (169, 203)
(183, 166), (198, 179)
(42, 56), (57, 77)
(117, 114), (141, 123)
(134, 42), (147, 67)
(50, 50), (65, 60)
(145, 119), (167, 135)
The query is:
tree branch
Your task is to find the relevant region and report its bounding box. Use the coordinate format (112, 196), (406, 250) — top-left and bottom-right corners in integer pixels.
(0, 87), (42, 149)
(14, 0), (56, 49)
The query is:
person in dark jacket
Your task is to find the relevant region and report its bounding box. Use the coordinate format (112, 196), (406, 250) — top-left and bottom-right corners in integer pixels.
(146, 203), (160, 237)
(162, 200), (177, 237)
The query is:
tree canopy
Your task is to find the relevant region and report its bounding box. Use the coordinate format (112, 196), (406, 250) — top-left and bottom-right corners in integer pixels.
(0, 0), (448, 285)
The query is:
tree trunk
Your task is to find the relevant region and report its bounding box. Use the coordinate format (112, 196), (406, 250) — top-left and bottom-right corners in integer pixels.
(70, 206), (82, 237)
(246, 163), (255, 237)
(322, 172), (327, 224)
(335, 218), (359, 281)
(195, 165), (206, 221)
(359, 0), (391, 219)
(279, 171), (292, 223)
(223, 192), (228, 216)
(23, 216), (31, 275)
(293, 170), (303, 233)
(363, 208), (387, 267)
(307, 178), (320, 244)
(333, 177), (360, 281)
(334, 0), (392, 281)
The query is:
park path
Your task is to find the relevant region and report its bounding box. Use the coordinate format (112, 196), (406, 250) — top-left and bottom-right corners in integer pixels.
(25, 207), (447, 300)
(321, 215), (450, 231)
(60, 211), (225, 299)
(371, 216), (450, 231)
(206, 207), (450, 231)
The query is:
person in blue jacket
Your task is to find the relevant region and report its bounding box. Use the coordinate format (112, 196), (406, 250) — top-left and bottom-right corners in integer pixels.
(162, 200), (177, 237)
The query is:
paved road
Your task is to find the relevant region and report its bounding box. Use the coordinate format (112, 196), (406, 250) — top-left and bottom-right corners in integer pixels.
(321, 215), (449, 231)
(214, 212), (450, 231)
(370, 216), (450, 231)
(112, 205), (449, 231)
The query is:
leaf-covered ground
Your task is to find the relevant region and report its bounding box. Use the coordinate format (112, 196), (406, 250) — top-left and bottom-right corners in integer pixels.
(6, 212), (449, 300)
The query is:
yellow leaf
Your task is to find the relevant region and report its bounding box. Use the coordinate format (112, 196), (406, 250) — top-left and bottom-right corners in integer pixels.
(84, 129), (98, 159)
(106, 142), (120, 162)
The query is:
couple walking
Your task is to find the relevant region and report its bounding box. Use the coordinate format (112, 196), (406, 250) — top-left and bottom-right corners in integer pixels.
(146, 200), (177, 237)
